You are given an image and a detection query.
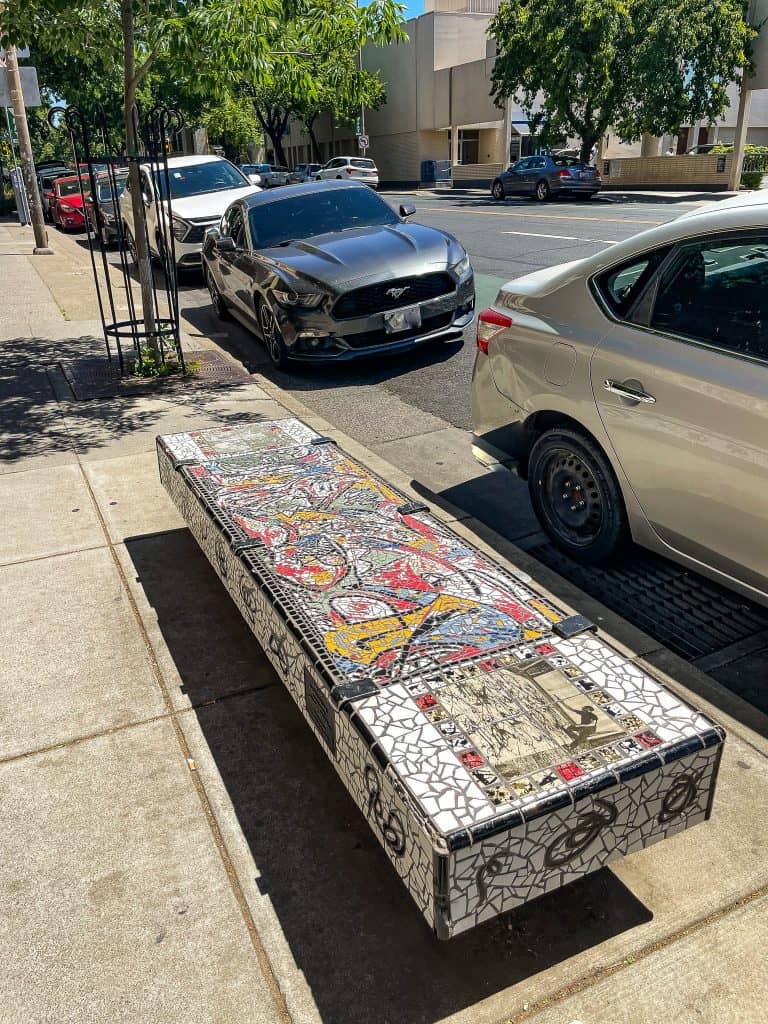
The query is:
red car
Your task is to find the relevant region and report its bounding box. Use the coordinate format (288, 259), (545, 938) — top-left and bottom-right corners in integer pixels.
(48, 175), (90, 230)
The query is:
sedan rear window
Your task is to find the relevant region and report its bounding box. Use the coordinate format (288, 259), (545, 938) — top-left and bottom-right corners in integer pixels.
(594, 247), (671, 319)
(57, 179), (88, 197)
(248, 186), (398, 249)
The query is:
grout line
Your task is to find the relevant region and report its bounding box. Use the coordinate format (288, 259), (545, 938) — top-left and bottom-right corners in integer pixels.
(497, 884), (768, 1024)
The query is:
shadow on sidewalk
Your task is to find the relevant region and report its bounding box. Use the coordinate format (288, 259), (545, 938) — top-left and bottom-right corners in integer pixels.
(125, 526), (652, 1024)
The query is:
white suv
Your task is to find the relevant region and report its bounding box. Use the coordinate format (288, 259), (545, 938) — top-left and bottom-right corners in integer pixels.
(120, 155), (260, 269)
(315, 156), (379, 188)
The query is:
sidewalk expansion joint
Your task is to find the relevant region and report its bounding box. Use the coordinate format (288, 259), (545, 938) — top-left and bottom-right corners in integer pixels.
(497, 883), (768, 1024)
(0, 683), (280, 769)
(77, 460), (295, 1024)
(0, 542), (109, 570)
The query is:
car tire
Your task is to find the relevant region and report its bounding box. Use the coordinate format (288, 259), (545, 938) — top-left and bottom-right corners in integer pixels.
(336, 175), (343, 179)
(491, 180), (505, 201)
(257, 298), (289, 370)
(206, 267), (230, 320)
(527, 427), (628, 564)
(124, 225), (138, 268)
(535, 179), (550, 202)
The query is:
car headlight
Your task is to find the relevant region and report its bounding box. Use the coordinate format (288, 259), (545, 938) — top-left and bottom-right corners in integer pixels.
(451, 253), (471, 277)
(273, 288), (326, 309)
(59, 203), (76, 213)
(172, 216), (190, 241)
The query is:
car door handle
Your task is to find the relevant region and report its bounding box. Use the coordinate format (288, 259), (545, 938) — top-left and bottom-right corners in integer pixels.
(603, 379), (656, 404)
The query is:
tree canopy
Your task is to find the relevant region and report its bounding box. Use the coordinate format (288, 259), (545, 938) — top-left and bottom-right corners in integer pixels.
(490, 0), (756, 162)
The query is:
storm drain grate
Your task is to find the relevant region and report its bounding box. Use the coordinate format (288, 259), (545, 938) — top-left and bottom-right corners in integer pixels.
(60, 350), (252, 400)
(527, 542), (768, 661)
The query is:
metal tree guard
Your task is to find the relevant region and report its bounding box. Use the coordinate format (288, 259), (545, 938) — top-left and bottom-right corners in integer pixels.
(49, 103), (186, 375)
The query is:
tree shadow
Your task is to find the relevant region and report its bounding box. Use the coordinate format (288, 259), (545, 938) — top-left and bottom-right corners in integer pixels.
(124, 526), (653, 1024)
(0, 332), (282, 468)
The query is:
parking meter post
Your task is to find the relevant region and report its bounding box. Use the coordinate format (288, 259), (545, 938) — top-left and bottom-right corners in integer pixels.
(3, 45), (51, 254)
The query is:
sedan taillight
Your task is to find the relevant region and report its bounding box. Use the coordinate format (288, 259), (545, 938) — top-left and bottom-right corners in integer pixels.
(476, 308), (513, 354)
(557, 169), (571, 179)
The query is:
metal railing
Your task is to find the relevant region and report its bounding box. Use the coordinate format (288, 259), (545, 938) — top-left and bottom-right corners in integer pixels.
(49, 103), (185, 375)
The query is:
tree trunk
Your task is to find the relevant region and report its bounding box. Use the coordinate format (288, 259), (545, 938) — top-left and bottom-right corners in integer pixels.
(579, 135), (598, 165)
(306, 118), (322, 162)
(255, 106), (290, 167)
(121, 0), (158, 361)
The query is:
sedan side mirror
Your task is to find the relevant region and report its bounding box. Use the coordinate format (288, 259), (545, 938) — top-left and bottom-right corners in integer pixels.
(400, 203), (416, 218)
(215, 236), (237, 253)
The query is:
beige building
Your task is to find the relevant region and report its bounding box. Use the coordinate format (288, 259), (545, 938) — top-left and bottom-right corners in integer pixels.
(281, 0), (768, 185)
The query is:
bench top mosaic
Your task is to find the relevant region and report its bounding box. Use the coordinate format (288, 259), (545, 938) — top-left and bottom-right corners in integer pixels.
(158, 419), (722, 843)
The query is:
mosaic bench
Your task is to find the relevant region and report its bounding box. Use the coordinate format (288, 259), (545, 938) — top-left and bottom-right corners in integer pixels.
(157, 418), (725, 939)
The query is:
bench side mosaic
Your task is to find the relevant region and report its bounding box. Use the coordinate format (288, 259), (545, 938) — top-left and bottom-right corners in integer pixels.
(157, 418), (725, 938)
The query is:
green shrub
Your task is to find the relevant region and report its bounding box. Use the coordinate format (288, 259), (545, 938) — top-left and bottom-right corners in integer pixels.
(741, 171), (764, 190)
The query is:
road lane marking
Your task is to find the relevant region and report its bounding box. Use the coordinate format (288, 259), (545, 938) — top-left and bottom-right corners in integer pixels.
(501, 230), (618, 243)
(417, 206), (665, 225)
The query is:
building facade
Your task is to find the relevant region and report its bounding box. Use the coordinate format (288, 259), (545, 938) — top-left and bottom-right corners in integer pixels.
(280, 0), (768, 186)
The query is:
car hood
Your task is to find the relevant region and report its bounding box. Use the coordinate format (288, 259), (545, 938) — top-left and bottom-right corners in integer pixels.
(258, 222), (461, 288)
(170, 185), (260, 220)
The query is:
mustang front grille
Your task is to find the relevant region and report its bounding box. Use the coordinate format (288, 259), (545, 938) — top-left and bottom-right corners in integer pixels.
(333, 272), (455, 319)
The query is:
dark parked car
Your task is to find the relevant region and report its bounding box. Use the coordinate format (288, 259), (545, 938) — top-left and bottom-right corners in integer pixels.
(38, 166), (71, 220)
(491, 154), (601, 202)
(202, 180), (475, 368)
(85, 170), (129, 247)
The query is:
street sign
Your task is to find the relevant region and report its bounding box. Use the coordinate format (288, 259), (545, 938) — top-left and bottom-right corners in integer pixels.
(358, 134), (369, 151)
(0, 66), (41, 107)
(354, 116), (362, 136)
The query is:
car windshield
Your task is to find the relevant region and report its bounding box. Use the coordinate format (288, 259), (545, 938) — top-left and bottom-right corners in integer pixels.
(97, 178), (127, 202)
(57, 179), (88, 197)
(153, 160), (249, 199)
(248, 187), (399, 249)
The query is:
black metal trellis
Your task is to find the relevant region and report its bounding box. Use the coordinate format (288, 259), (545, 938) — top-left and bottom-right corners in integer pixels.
(48, 103), (186, 376)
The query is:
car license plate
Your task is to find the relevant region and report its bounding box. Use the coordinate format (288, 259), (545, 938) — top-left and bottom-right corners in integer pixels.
(384, 305), (422, 334)
(580, 170), (593, 179)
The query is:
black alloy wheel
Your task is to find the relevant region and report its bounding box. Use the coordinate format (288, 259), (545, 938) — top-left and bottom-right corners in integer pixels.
(527, 427), (628, 564)
(206, 267), (230, 320)
(492, 180), (505, 201)
(258, 298), (288, 370)
(535, 179), (550, 202)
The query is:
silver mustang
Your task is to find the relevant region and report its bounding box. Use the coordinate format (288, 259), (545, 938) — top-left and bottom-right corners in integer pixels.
(202, 180), (475, 368)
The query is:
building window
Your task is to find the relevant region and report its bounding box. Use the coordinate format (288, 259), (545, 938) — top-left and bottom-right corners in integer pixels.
(449, 129), (480, 165)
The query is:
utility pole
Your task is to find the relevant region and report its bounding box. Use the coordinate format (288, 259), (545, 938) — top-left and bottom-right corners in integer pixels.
(4, 45), (51, 254)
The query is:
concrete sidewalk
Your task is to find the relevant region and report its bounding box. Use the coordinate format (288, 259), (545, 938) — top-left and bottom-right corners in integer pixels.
(1, 217), (767, 1024)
